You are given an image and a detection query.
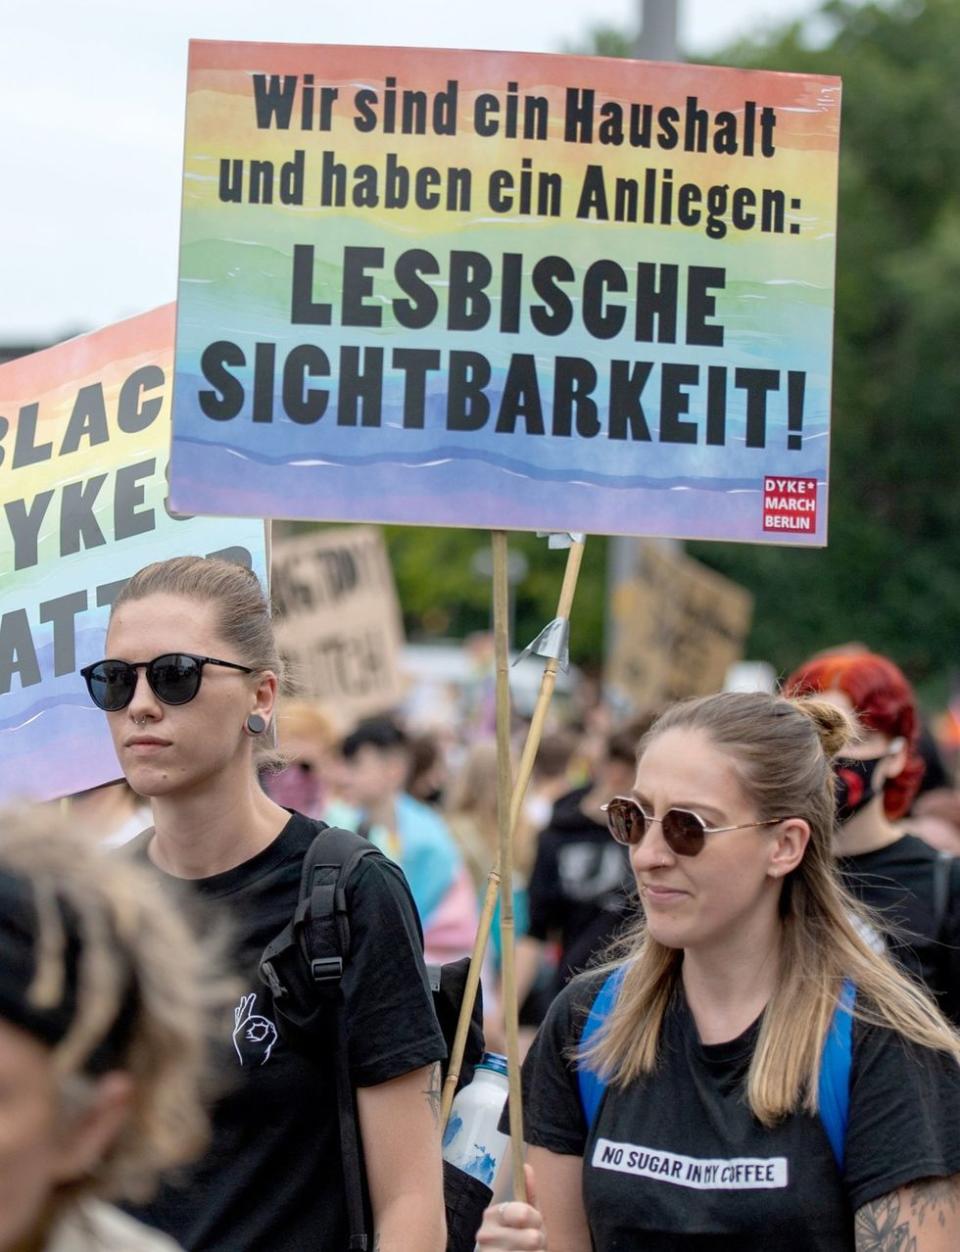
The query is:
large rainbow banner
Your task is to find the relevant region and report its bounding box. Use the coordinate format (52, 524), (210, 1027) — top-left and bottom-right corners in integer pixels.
(171, 42), (841, 544)
(0, 306), (268, 805)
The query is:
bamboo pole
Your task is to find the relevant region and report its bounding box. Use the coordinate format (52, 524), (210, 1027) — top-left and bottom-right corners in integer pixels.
(440, 536), (587, 1127)
(439, 861), (499, 1124)
(491, 530), (526, 1200)
(506, 538), (584, 839)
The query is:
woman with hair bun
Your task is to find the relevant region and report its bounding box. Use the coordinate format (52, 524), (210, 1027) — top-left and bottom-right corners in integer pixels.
(0, 806), (224, 1251)
(80, 556), (447, 1252)
(477, 691), (960, 1250)
(784, 649), (960, 1024)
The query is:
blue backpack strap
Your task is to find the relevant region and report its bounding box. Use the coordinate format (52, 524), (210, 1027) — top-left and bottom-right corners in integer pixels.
(577, 967), (627, 1128)
(818, 978), (857, 1172)
(580, 968), (856, 1169)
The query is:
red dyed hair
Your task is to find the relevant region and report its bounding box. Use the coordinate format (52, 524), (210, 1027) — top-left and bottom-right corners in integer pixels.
(783, 651), (924, 819)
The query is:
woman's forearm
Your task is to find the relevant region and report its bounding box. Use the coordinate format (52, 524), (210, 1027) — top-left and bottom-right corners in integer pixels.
(374, 1197), (445, 1252)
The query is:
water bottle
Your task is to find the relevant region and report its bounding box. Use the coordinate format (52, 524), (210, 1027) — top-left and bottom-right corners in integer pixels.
(442, 1052), (510, 1187)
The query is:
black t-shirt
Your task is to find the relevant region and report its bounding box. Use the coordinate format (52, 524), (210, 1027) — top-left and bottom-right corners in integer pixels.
(125, 812), (446, 1252)
(838, 835), (960, 1025)
(526, 786), (634, 987)
(512, 972), (960, 1251)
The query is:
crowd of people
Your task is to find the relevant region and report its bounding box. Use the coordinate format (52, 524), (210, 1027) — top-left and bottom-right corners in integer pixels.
(3, 553), (960, 1249)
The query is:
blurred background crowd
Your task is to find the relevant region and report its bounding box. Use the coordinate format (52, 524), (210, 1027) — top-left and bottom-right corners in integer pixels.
(77, 628), (960, 1056)
(262, 636), (960, 1046)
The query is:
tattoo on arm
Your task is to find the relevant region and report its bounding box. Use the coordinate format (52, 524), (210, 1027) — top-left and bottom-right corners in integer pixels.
(856, 1176), (960, 1250)
(907, 1174), (960, 1228)
(423, 1062), (443, 1128)
(855, 1192), (916, 1251)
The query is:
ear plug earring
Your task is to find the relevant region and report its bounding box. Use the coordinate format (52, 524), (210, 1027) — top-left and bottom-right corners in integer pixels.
(245, 713), (267, 735)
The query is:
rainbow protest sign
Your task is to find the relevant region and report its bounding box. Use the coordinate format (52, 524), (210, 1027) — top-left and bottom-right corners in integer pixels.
(0, 305), (267, 804)
(170, 42), (840, 544)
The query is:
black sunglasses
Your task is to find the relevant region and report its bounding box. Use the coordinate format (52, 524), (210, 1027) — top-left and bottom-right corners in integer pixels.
(601, 796), (784, 858)
(80, 653), (255, 712)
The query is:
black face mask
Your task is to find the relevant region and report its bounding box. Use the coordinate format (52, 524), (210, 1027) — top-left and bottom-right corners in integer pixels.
(834, 755), (886, 823)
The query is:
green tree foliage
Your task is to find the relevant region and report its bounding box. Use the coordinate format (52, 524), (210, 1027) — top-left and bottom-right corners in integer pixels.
(387, 2), (960, 688)
(383, 525), (608, 670)
(680, 0), (960, 687)
(562, 24), (637, 59)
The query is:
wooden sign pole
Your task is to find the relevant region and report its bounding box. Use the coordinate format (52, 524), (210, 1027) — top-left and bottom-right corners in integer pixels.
(440, 535), (587, 1202)
(490, 530), (526, 1198)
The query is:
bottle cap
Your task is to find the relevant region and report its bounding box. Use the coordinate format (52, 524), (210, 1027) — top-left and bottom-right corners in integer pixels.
(478, 1051), (508, 1077)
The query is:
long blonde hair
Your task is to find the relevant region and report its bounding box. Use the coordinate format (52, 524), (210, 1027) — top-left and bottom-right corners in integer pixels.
(582, 691), (960, 1125)
(445, 739), (535, 881)
(0, 807), (232, 1203)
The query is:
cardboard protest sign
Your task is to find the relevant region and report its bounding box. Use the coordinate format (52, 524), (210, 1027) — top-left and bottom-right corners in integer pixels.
(0, 306), (268, 804)
(170, 42), (840, 545)
(271, 525), (405, 720)
(607, 541), (753, 708)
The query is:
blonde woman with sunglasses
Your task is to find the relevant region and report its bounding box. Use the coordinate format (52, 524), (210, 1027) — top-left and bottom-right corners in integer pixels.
(477, 692), (960, 1251)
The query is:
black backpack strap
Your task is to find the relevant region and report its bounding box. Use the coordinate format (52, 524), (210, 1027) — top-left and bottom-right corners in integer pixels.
(333, 967), (369, 1252)
(260, 827), (378, 1006)
(298, 827), (379, 984)
(259, 826), (380, 1252)
(933, 853), (955, 939)
(303, 828), (376, 1252)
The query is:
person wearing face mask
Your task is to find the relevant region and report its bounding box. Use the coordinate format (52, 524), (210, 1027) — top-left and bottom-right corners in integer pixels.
(785, 650), (960, 1025)
(260, 700), (338, 818)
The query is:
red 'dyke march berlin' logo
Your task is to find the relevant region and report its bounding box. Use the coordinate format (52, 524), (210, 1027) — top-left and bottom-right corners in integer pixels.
(762, 477), (818, 534)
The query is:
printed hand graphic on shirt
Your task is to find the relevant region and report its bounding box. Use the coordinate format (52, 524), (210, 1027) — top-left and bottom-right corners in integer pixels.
(232, 993), (278, 1066)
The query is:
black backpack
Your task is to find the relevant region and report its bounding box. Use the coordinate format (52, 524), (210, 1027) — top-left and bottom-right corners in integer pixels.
(258, 825), (489, 1252)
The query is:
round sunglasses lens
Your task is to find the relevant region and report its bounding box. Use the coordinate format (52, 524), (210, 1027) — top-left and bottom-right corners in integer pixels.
(608, 800), (646, 845)
(663, 810), (706, 856)
(88, 662), (136, 712)
(149, 655), (202, 705)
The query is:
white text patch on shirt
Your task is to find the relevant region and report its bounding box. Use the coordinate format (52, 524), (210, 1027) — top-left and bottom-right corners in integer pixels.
(591, 1138), (789, 1190)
